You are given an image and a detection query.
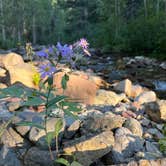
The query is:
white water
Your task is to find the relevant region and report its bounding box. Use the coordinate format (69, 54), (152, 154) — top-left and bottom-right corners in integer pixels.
(153, 80), (166, 91)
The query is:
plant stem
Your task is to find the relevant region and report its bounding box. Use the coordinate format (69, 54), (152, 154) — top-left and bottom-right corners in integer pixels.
(45, 85), (54, 160)
(56, 136), (59, 156)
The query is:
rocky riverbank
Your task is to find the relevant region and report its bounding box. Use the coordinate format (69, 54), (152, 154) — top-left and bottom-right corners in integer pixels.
(0, 52), (166, 166)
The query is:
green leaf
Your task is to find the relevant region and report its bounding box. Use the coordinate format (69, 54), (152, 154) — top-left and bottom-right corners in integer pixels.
(46, 132), (54, 146)
(54, 119), (63, 137)
(47, 95), (67, 108)
(60, 101), (82, 113)
(25, 90), (47, 98)
(22, 97), (45, 106)
(16, 121), (45, 130)
(71, 161), (83, 166)
(61, 102), (81, 112)
(1, 86), (24, 98)
(63, 109), (78, 120)
(0, 92), (7, 99)
(61, 74), (69, 90)
(55, 158), (70, 166)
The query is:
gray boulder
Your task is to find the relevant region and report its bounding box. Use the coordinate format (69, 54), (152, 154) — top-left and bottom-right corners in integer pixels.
(111, 127), (144, 164)
(0, 145), (21, 166)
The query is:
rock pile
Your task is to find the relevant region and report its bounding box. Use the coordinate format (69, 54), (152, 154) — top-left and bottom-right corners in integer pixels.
(0, 53), (166, 166)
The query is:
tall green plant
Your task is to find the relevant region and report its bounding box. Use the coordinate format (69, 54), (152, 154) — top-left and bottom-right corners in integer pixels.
(0, 39), (90, 165)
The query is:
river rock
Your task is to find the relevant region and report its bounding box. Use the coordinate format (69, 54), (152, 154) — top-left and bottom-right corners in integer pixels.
(0, 145), (21, 166)
(131, 85), (143, 98)
(0, 127), (24, 147)
(0, 83), (7, 89)
(24, 147), (56, 166)
(145, 141), (162, 156)
(0, 53), (24, 68)
(114, 79), (132, 96)
(146, 128), (164, 140)
(134, 91), (156, 104)
(64, 120), (81, 139)
(94, 89), (126, 106)
(53, 71), (99, 104)
(29, 118), (65, 149)
(7, 63), (38, 88)
(0, 67), (6, 77)
(111, 127), (144, 164)
(124, 118), (143, 137)
(160, 62), (166, 70)
(145, 100), (166, 123)
(81, 114), (125, 134)
(63, 131), (114, 166)
(6, 101), (22, 112)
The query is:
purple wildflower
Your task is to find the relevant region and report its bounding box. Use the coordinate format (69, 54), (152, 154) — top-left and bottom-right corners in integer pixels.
(56, 42), (73, 59)
(38, 63), (56, 79)
(78, 38), (89, 49)
(36, 47), (54, 58)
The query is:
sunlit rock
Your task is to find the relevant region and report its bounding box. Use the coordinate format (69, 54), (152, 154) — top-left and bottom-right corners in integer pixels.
(145, 100), (166, 123)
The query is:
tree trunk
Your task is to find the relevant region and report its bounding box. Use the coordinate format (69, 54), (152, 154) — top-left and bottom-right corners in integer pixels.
(156, 0), (160, 16)
(144, 0), (147, 18)
(32, 15), (37, 44)
(115, 0), (119, 37)
(0, 0), (6, 41)
(18, 28), (21, 42)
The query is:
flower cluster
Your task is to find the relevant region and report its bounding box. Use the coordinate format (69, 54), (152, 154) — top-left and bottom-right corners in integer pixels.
(35, 38), (90, 79)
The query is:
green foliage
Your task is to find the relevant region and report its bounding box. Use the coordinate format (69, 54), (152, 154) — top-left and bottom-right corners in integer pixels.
(47, 95), (67, 108)
(159, 138), (166, 154)
(159, 124), (166, 154)
(0, 0), (166, 58)
(55, 158), (82, 166)
(54, 118), (63, 138)
(16, 121), (45, 130)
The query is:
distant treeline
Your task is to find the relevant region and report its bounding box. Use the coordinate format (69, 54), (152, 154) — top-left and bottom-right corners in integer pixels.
(0, 0), (166, 57)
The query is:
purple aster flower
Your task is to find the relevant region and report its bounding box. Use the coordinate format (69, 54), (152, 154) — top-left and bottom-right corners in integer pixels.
(56, 42), (73, 59)
(38, 63), (56, 79)
(78, 38), (89, 49)
(36, 49), (49, 58)
(36, 47), (54, 58)
(48, 46), (54, 55)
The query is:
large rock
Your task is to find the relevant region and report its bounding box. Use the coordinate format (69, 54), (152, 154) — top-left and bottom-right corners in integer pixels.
(145, 100), (166, 123)
(81, 114), (125, 134)
(134, 91), (156, 105)
(0, 67), (6, 77)
(7, 63), (38, 88)
(14, 110), (44, 136)
(63, 131), (115, 165)
(0, 145), (21, 166)
(111, 127), (144, 164)
(124, 118), (143, 137)
(0, 126), (24, 147)
(94, 89), (126, 106)
(0, 83), (7, 89)
(110, 158), (166, 166)
(114, 79), (132, 96)
(64, 120), (81, 139)
(53, 72), (99, 104)
(24, 147), (56, 166)
(130, 85), (144, 98)
(29, 118), (65, 149)
(145, 141), (162, 156)
(0, 53), (24, 68)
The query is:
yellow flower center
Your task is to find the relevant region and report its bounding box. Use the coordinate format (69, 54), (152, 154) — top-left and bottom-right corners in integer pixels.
(45, 67), (50, 72)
